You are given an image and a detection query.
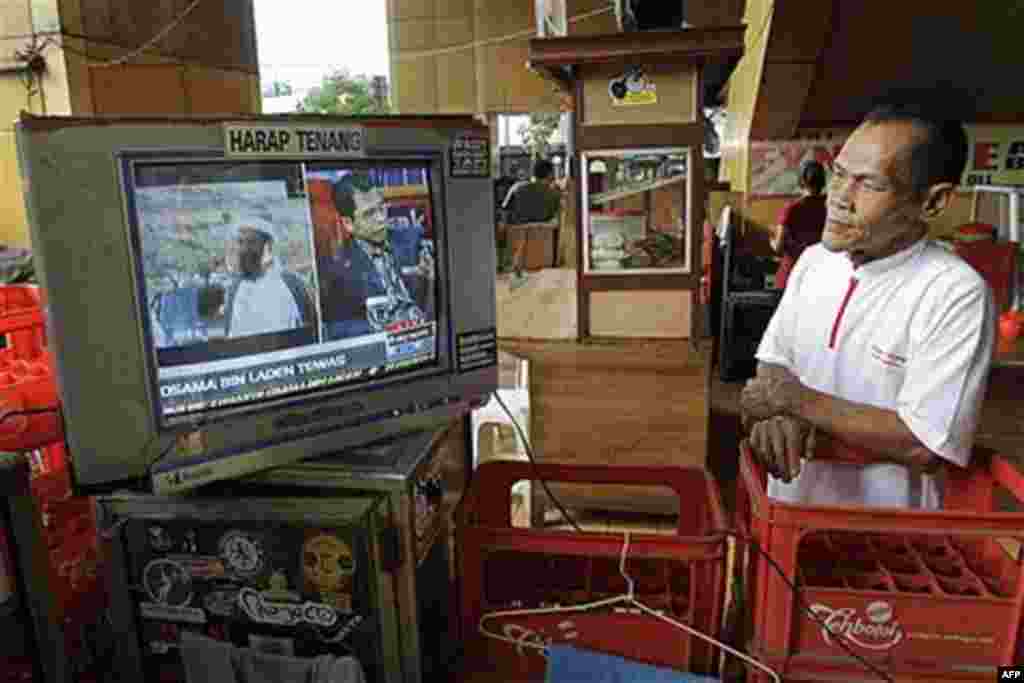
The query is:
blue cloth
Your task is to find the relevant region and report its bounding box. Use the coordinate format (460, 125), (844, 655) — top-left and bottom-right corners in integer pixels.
(545, 645), (716, 683)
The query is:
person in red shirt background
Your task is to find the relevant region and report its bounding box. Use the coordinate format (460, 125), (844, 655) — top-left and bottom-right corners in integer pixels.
(771, 160), (828, 289)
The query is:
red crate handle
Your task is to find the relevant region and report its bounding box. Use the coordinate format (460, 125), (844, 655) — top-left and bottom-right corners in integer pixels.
(460, 460), (727, 538)
(739, 441), (1024, 537)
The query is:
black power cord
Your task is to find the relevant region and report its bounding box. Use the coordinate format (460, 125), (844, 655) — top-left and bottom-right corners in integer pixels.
(147, 438), (178, 475)
(492, 390), (584, 534)
(489, 390), (892, 682)
(716, 529), (893, 683)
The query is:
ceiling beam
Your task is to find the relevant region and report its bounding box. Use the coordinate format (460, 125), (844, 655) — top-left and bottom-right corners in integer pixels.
(749, 0), (836, 139)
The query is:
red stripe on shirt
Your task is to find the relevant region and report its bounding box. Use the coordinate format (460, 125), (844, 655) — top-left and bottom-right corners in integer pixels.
(829, 277), (859, 349)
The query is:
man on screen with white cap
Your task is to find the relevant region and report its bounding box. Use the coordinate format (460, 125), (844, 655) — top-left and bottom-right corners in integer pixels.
(223, 218), (314, 338)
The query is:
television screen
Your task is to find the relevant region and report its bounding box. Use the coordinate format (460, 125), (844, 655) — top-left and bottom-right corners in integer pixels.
(17, 114), (497, 494)
(129, 159), (446, 426)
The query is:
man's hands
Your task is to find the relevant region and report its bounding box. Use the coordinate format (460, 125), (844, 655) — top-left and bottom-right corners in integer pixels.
(740, 363), (805, 423)
(747, 416), (814, 483)
(741, 364), (813, 482)
(740, 363), (947, 479)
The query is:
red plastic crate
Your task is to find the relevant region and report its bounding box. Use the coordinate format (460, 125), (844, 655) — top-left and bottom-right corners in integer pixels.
(456, 461), (728, 680)
(954, 239), (1017, 314)
(736, 443), (1024, 682)
(0, 285), (46, 362)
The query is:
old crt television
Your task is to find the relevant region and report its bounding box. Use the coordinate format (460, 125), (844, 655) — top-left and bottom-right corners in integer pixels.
(15, 113), (497, 495)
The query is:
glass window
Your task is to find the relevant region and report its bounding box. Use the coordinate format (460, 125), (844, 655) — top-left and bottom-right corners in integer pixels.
(581, 147), (692, 275)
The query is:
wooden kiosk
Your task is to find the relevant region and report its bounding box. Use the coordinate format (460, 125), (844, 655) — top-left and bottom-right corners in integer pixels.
(528, 27), (745, 340)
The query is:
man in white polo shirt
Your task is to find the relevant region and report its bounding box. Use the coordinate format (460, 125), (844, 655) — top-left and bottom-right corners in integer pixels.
(740, 100), (996, 509)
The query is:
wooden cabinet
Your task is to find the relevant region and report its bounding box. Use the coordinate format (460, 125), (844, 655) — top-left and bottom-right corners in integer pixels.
(501, 339), (710, 518)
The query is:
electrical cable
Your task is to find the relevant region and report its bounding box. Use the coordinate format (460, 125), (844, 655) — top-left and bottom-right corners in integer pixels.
(717, 529), (892, 683)
(147, 438), (178, 475)
(54, 4), (614, 74)
(488, 390), (892, 682)
(97, 0), (205, 68)
(53, 33), (261, 76)
(492, 390), (583, 533)
(392, 4), (615, 62)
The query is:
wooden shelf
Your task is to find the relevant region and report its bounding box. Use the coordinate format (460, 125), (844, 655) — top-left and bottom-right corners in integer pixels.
(590, 174), (686, 206)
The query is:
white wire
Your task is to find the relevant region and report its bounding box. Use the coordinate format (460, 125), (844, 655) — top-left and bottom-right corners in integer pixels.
(93, 0), (205, 68)
(392, 4), (614, 62)
(477, 532), (782, 682)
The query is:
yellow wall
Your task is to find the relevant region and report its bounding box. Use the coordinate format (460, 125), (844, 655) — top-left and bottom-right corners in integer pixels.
(388, 0), (614, 115)
(0, 0), (260, 247)
(719, 0), (772, 193)
(0, 0), (64, 246)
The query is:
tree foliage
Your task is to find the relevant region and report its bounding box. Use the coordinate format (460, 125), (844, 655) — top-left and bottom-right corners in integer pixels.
(299, 69), (390, 115)
(517, 112), (561, 160)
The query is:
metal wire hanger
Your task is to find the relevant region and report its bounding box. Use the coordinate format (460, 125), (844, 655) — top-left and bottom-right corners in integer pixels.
(478, 531), (782, 683)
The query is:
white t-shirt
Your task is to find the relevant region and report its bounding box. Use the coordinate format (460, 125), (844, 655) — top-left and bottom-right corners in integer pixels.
(756, 239), (996, 509)
(228, 267), (302, 338)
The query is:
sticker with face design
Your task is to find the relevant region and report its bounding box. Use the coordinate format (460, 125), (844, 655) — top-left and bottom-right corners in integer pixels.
(147, 525), (174, 553)
(218, 530), (266, 579)
(302, 532), (356, 611)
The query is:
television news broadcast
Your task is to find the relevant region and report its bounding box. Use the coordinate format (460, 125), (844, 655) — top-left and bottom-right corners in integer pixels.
(132, 160), (441, 424)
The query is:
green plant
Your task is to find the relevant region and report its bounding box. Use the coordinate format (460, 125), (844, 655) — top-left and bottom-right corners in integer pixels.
(517, 112), (561, 161)
(299, 69), (390, 115)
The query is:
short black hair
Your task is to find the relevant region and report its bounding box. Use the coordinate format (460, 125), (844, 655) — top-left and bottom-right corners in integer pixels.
(799, 160), (827, 194)
(862, 99), (968, 195)
(533, 158), (555, 180)
(331, 173), (372, 220)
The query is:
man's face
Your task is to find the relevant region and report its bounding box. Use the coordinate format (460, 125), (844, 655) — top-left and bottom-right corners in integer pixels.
(350, 188), (389, 244)
(824, 121), (928, 263)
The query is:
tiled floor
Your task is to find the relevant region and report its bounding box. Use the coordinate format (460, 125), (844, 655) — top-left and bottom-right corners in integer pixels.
(495, 268), (577, 339)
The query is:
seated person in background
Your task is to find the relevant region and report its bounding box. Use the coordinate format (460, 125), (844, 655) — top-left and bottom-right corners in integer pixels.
(223, 219), (315, 338)
(771, 160), (827, 289)
(319, 174), (429, 339)
(501, 158), (562, 225)
(740, 98), (996, 510)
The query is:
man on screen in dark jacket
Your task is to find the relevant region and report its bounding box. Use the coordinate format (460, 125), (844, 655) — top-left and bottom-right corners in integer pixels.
(318, 174), (432, 339)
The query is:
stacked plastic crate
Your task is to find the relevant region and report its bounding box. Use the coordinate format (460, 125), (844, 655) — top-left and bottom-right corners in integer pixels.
(736, 444), (1024, 683)
(0, 285), (110, 681)
(456, 461), (728, 680)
